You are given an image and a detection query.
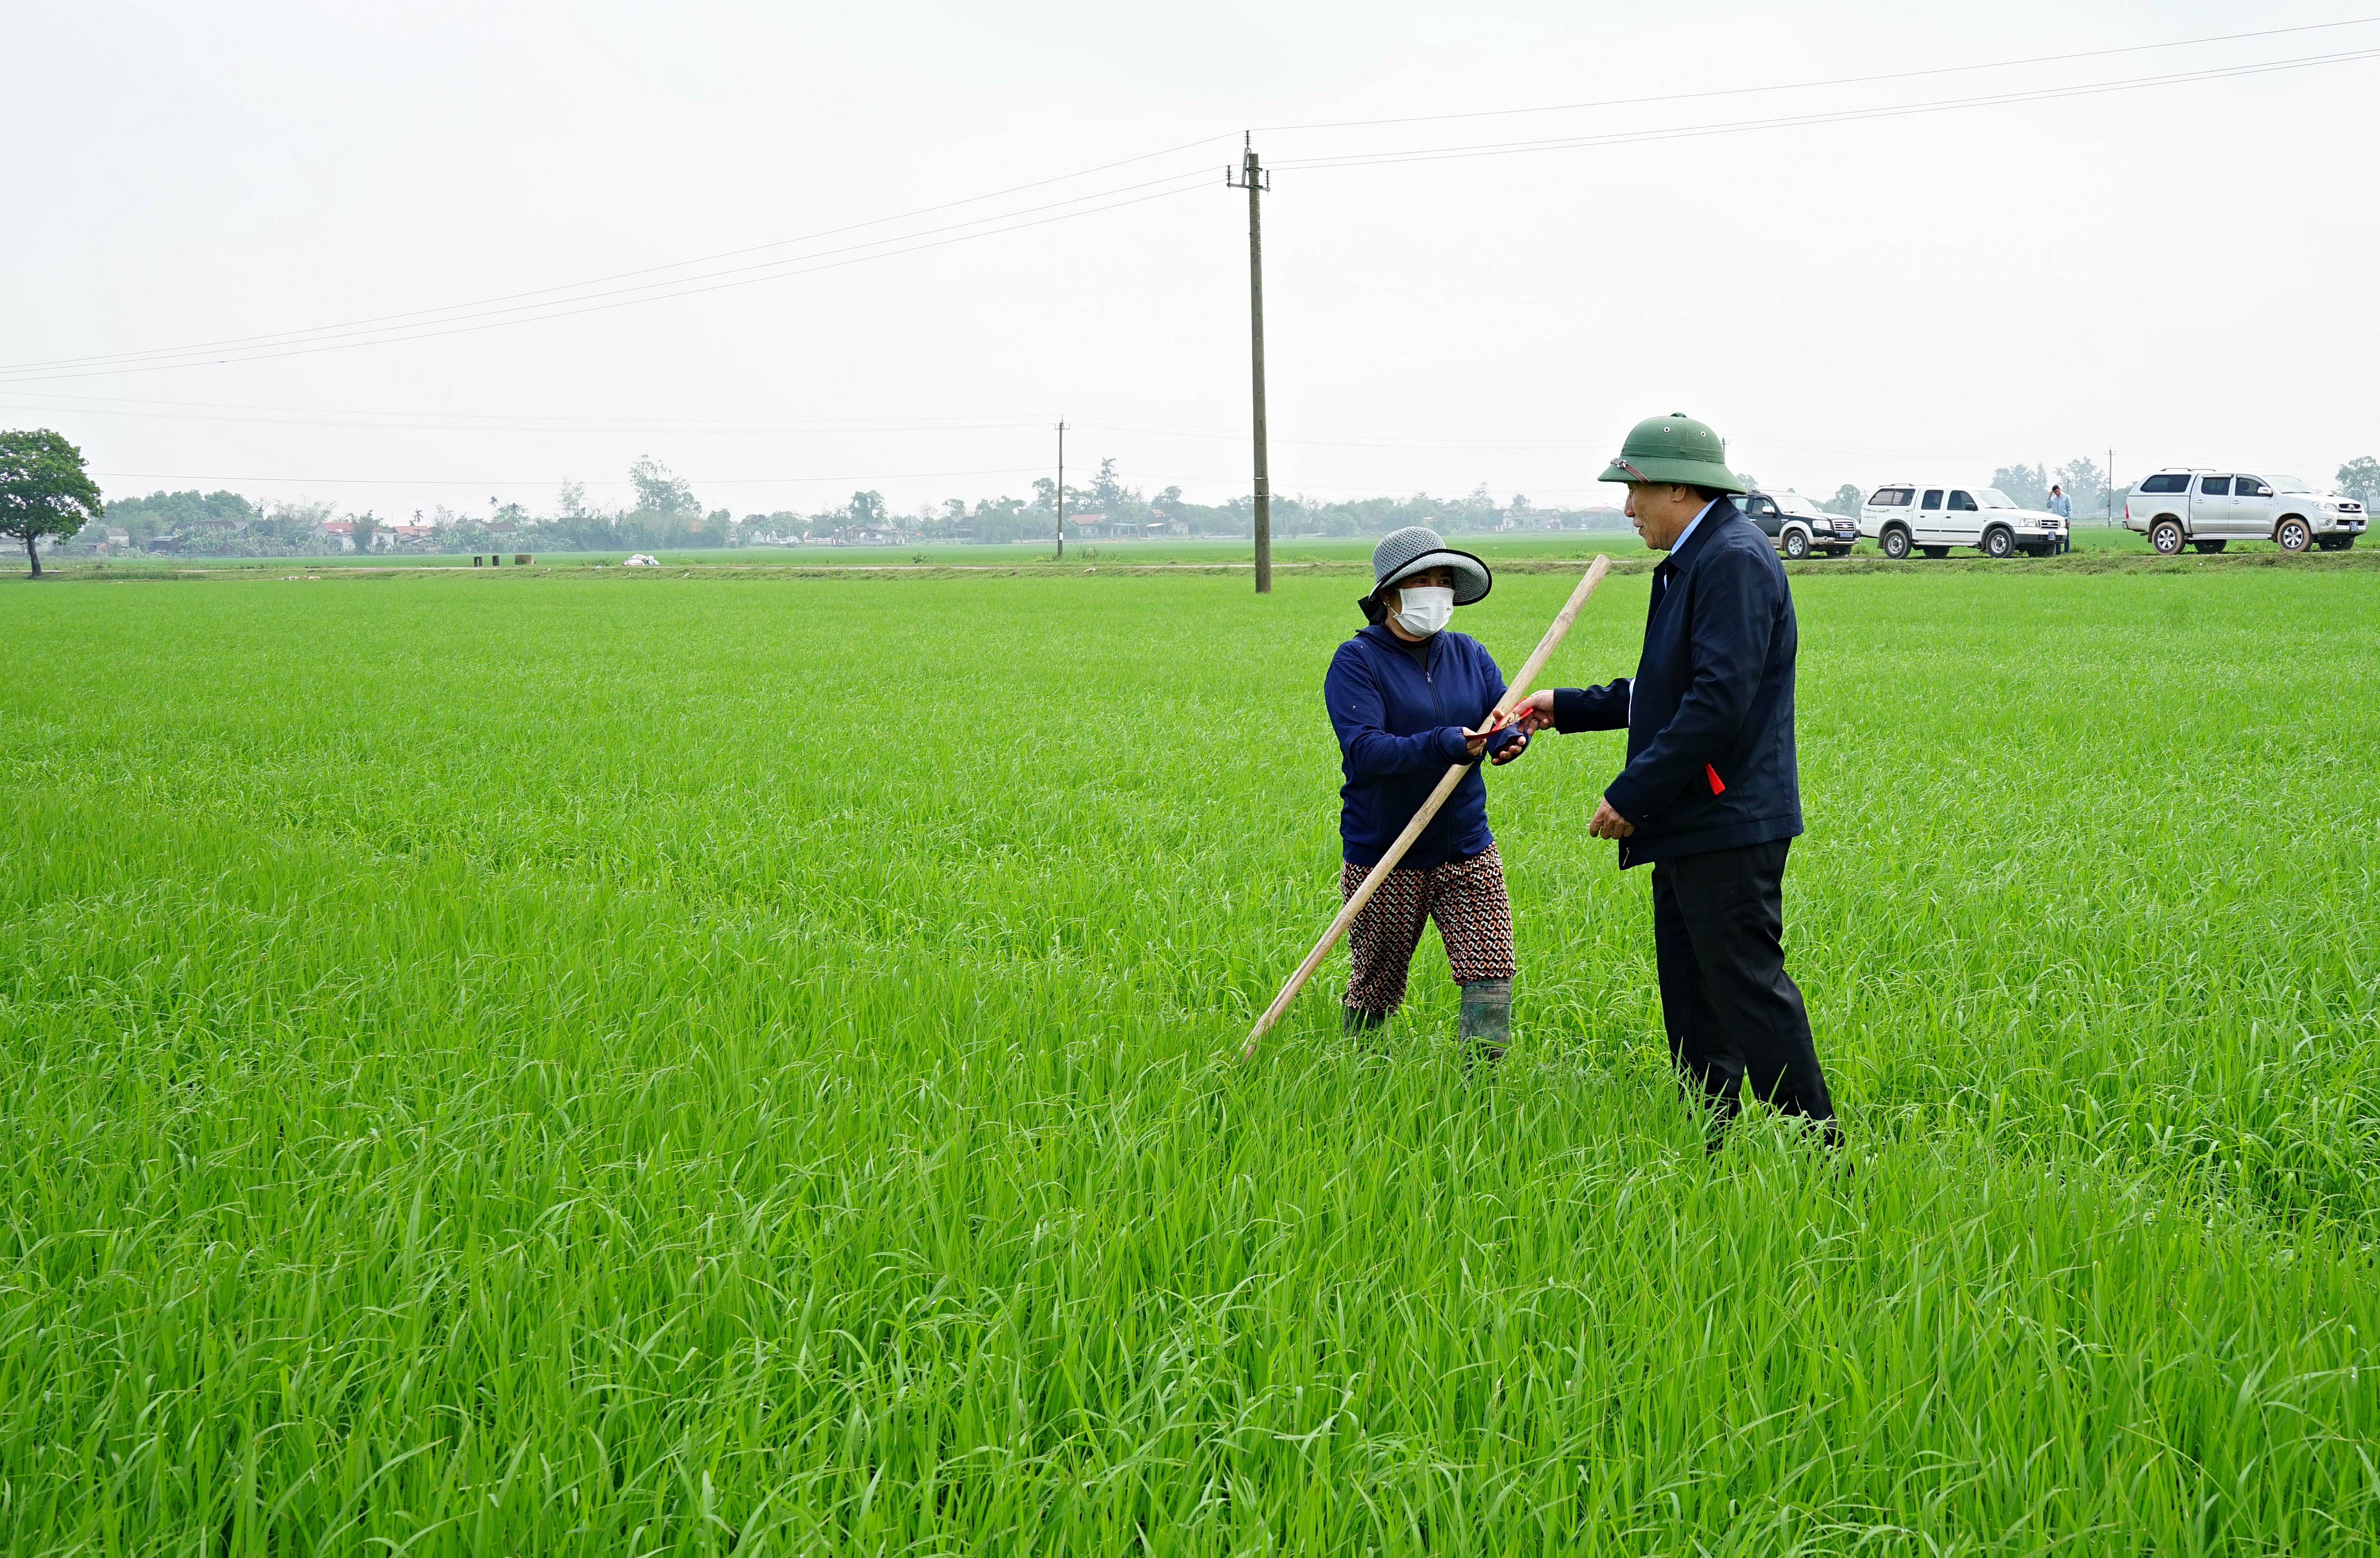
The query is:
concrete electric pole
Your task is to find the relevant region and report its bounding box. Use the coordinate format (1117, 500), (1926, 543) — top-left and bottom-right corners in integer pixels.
(1227, 136), (1272, 594)
(1055, 420), (1066, 561)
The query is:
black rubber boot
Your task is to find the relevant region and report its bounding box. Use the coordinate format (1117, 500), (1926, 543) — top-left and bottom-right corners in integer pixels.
(1458, 978), (1511, 1068)
(1342, 1006), (1387, 1038)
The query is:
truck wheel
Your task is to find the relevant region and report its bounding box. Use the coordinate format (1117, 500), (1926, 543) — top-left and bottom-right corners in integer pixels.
(1982, 527), (2014, 559)
(2149, 519), (2184, 554)
(2190, 539), (2227, 553)
(1782, 528), (1810, 559)
(1920, 546), (1950, 559)
(1880, 527), (1911, 560)
(2276, 517), (2312, 552)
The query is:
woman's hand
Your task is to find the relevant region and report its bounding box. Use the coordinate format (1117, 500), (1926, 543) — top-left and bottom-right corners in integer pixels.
(1460, 722), (1528, 764)
(1509, 689), (1559, 735)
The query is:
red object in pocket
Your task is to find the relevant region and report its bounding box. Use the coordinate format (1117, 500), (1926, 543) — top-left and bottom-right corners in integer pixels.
(1705, 764), (1726, 795)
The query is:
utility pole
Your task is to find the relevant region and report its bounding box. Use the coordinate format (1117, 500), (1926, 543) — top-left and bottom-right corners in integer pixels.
(1055, 421), (1066, 561)
(1227, 135), (1272, 593)
(2106, 448), (2115, 528)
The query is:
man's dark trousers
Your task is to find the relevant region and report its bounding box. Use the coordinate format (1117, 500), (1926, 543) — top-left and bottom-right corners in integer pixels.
(1650, 837), (1835, 1131)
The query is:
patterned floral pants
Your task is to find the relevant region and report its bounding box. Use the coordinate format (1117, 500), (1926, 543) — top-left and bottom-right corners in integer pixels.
(1340, 843), (1517, 1018)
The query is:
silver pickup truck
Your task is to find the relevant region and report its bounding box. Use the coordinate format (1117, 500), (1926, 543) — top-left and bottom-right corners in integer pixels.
(2124, 469), (2365, 554)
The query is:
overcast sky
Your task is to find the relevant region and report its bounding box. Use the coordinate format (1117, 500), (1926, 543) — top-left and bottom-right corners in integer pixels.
(7, 0), (2379, 521)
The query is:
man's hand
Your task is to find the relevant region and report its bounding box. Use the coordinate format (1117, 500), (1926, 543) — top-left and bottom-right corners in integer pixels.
(1588, 795), (1635, 839)
(1510, 689), (1558, 735)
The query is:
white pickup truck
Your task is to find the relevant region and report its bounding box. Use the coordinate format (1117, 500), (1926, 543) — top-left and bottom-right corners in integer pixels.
(2123, 469), (2365, 553)
(1859, 484), (2066, 559)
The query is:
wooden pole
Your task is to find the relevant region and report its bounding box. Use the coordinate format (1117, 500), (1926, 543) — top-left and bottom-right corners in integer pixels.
(1239, 555), (1613, 1061)
(1244, 142), (1271, 595)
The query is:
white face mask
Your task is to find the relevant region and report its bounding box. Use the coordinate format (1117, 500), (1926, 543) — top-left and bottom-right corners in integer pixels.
(1391, 585), (1454, 637)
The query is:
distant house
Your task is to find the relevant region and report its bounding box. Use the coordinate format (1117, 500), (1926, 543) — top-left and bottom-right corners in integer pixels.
(100, 528), (131, 553)
(318, 520), (356, 553)
(381, 524), (433, 551)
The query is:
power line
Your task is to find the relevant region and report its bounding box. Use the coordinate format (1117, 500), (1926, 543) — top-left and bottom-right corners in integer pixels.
(0, 177), (1217, 382)
(1254, 14), (2380, 133)
(0, 397), (1063, 435)
(1272, 46), (2380, 170)
(0, 137), (1236, 376)
(0, 399), (2223, 468)
(91, 465), (1055, 488)
(15, 23), (2375, 387)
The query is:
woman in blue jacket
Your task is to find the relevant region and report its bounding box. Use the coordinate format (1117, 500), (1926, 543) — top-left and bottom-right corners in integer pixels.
(1325, 527), (1530, 1058)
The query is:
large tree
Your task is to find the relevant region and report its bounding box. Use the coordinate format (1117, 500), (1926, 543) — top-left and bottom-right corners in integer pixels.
(628, 457), (700, 518)
(0, 430), (104, 578)
(1991, 463), (2050, 510)
(2335, 456), (2380, 509)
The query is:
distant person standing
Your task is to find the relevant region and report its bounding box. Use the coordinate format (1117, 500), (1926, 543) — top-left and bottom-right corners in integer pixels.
(2047, 484), (2073, 553)
(1511, 414), (1837, 1147)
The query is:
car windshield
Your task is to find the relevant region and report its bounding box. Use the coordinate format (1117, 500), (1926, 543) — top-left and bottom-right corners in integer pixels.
(2268, 475), (2313, 493)
(1977, 489), (2020, 508)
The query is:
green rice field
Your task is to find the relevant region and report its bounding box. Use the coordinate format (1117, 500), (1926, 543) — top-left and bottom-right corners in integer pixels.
(3, 559), (2376, 1553)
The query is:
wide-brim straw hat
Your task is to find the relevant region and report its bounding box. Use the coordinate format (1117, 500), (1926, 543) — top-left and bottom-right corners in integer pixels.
(1367, 526), (1492, 606)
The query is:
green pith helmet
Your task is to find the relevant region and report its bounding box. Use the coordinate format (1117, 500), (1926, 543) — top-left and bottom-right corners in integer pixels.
(1597, 412), (1747, 493)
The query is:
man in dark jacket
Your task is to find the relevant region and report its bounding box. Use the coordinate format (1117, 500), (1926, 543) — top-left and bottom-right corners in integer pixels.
(1512, 413), (1837, 1142)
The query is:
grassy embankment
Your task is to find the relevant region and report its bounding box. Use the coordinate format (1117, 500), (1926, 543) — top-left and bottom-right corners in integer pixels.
(3, 565), (2376, 1553)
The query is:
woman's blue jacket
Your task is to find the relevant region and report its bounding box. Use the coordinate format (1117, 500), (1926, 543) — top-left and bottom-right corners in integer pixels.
(1324, 624), (1522, 869)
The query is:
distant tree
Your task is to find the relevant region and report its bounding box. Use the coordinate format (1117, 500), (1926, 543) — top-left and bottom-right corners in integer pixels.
(557, 480), (589, 519)
(1087, 457), (1128, 514)
(0, 429), (104, 577)
(2336, 456), (2380, 508)
(254, 499), (334, 553)
(1736, 472), (1759, 494)
(971, 495), (1031, 542)
(628, 457), (700, 518)
(1826, 483), (1865, 517)
(846, 490), (887, 528)
(2054, 457), (2108, 521)
(1991, 464), (2049, 509)
(104, 488), (258, 547)
(351, 511), (381, 553)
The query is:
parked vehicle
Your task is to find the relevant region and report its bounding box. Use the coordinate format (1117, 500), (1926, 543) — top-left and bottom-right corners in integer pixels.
(2123, 469), (2365, 554)
(1739, 489), (1857, 558)
(1859, 484), (2066, 559)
